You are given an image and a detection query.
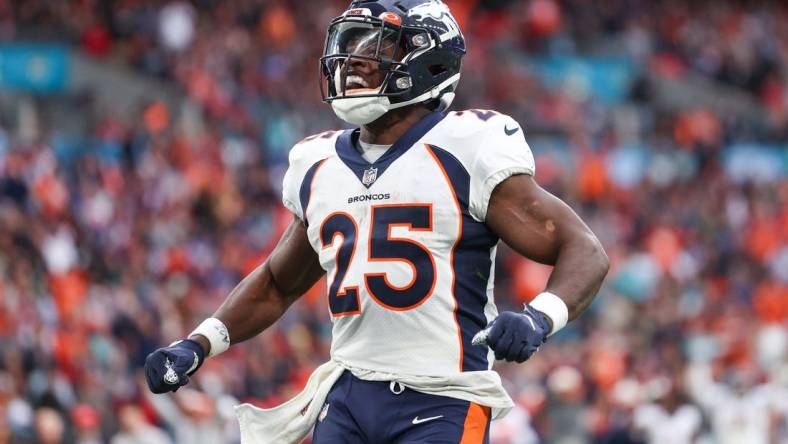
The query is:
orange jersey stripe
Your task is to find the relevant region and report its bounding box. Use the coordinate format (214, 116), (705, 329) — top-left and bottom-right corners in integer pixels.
(459, 403), (491, 444)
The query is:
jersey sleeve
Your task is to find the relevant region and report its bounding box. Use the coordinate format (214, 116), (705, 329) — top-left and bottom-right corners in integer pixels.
(281, 132), (337, 220)
(281, 148), (304, 219)
(468, 114), (535, 222)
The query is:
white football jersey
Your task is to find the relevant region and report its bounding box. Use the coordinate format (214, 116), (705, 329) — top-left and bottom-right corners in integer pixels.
(282, 110), (535, 377)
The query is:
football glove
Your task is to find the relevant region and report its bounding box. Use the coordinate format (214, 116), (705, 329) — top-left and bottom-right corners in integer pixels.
(144, 339), (205, 394)
(472, 306), (552, 363)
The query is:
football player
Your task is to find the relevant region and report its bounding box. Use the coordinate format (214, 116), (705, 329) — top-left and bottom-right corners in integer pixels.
(144, 1), (609, 443)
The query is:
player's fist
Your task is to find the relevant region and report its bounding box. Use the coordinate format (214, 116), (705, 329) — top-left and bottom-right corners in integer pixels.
(475, 306), (551, 363)
(144, 339), (205, 394)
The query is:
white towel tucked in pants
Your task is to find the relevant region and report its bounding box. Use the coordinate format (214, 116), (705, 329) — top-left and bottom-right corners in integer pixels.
(235, 359), (513, 444)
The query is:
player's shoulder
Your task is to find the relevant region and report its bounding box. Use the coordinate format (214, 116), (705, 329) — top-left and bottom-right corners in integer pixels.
(282, 130), (343, 217)
(288, 130), (343, 168)
(440, 109), (522, 137)
(431, 109), (527, 161)
(431, 110), (534, 221)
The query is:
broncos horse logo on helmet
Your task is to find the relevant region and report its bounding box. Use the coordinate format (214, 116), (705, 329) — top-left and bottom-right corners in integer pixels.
(321, 0), (466, 125)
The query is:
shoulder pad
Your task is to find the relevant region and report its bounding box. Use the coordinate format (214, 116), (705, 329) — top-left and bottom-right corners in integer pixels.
(436, 109), (525, 149)
(288, 130), (341, 165)
(282, 130), (341, 219)
(443, 109), (520, 138)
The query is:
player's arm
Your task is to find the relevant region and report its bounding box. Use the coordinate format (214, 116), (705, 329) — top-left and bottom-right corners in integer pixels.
(487, 174), (608, 321)
(476, 174), (609, 362)
(144, 218), (324, 393)
(194, 219), (324, 348)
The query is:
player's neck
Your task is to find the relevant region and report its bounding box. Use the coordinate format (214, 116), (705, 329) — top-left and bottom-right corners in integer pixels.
(359, 107), (433, 145)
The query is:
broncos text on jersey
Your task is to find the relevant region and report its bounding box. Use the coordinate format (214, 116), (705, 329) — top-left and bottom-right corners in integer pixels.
(282, 110), (535, 377)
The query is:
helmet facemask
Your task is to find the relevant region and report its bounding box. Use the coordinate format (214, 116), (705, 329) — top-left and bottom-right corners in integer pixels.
(321, 16), (424, 103)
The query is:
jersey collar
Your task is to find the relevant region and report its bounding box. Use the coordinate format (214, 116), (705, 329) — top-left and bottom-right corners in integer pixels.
(335, 111), (447, 189)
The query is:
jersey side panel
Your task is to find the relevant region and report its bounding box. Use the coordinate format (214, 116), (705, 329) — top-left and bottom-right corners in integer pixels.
(426, 144), (497, 372)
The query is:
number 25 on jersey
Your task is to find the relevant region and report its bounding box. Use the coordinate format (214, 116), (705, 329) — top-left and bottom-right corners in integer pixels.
(319, 204), (437, 316)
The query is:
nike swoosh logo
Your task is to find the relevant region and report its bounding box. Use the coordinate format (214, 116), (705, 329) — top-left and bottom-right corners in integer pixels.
(504, 125), (520, 136)
(412, 415), (443, 425)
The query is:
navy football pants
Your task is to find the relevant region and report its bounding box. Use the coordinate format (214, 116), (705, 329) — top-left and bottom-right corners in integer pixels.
(312, 370), (491, 444)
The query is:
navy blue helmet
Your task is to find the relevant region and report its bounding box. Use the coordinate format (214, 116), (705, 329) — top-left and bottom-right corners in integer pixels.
(321, 0), (466, 113)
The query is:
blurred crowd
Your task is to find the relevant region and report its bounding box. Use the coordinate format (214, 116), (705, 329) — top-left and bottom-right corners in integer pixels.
(0, 0), (787, 443)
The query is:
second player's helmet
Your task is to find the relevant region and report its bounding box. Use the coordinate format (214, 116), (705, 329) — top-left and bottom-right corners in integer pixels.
(321, 0), (466, 125)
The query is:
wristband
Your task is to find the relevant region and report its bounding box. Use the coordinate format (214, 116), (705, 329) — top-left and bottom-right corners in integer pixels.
(189, 318), (231, 357)
(527, 292), (569, 336)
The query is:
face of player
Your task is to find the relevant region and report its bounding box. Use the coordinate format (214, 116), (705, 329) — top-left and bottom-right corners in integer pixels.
(327, 23), (404, 95)
(343, 32), (396, 91)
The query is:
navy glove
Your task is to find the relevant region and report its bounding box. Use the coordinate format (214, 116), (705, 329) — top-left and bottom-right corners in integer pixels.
(473, 306), (552, 363)
(144, 339), (205, 394)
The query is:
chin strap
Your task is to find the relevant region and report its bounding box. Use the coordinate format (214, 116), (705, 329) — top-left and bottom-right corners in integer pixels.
(330, 73), (461, 125)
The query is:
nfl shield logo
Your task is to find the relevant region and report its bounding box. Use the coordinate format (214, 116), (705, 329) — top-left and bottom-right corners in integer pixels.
(362, 167), (378, 186)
